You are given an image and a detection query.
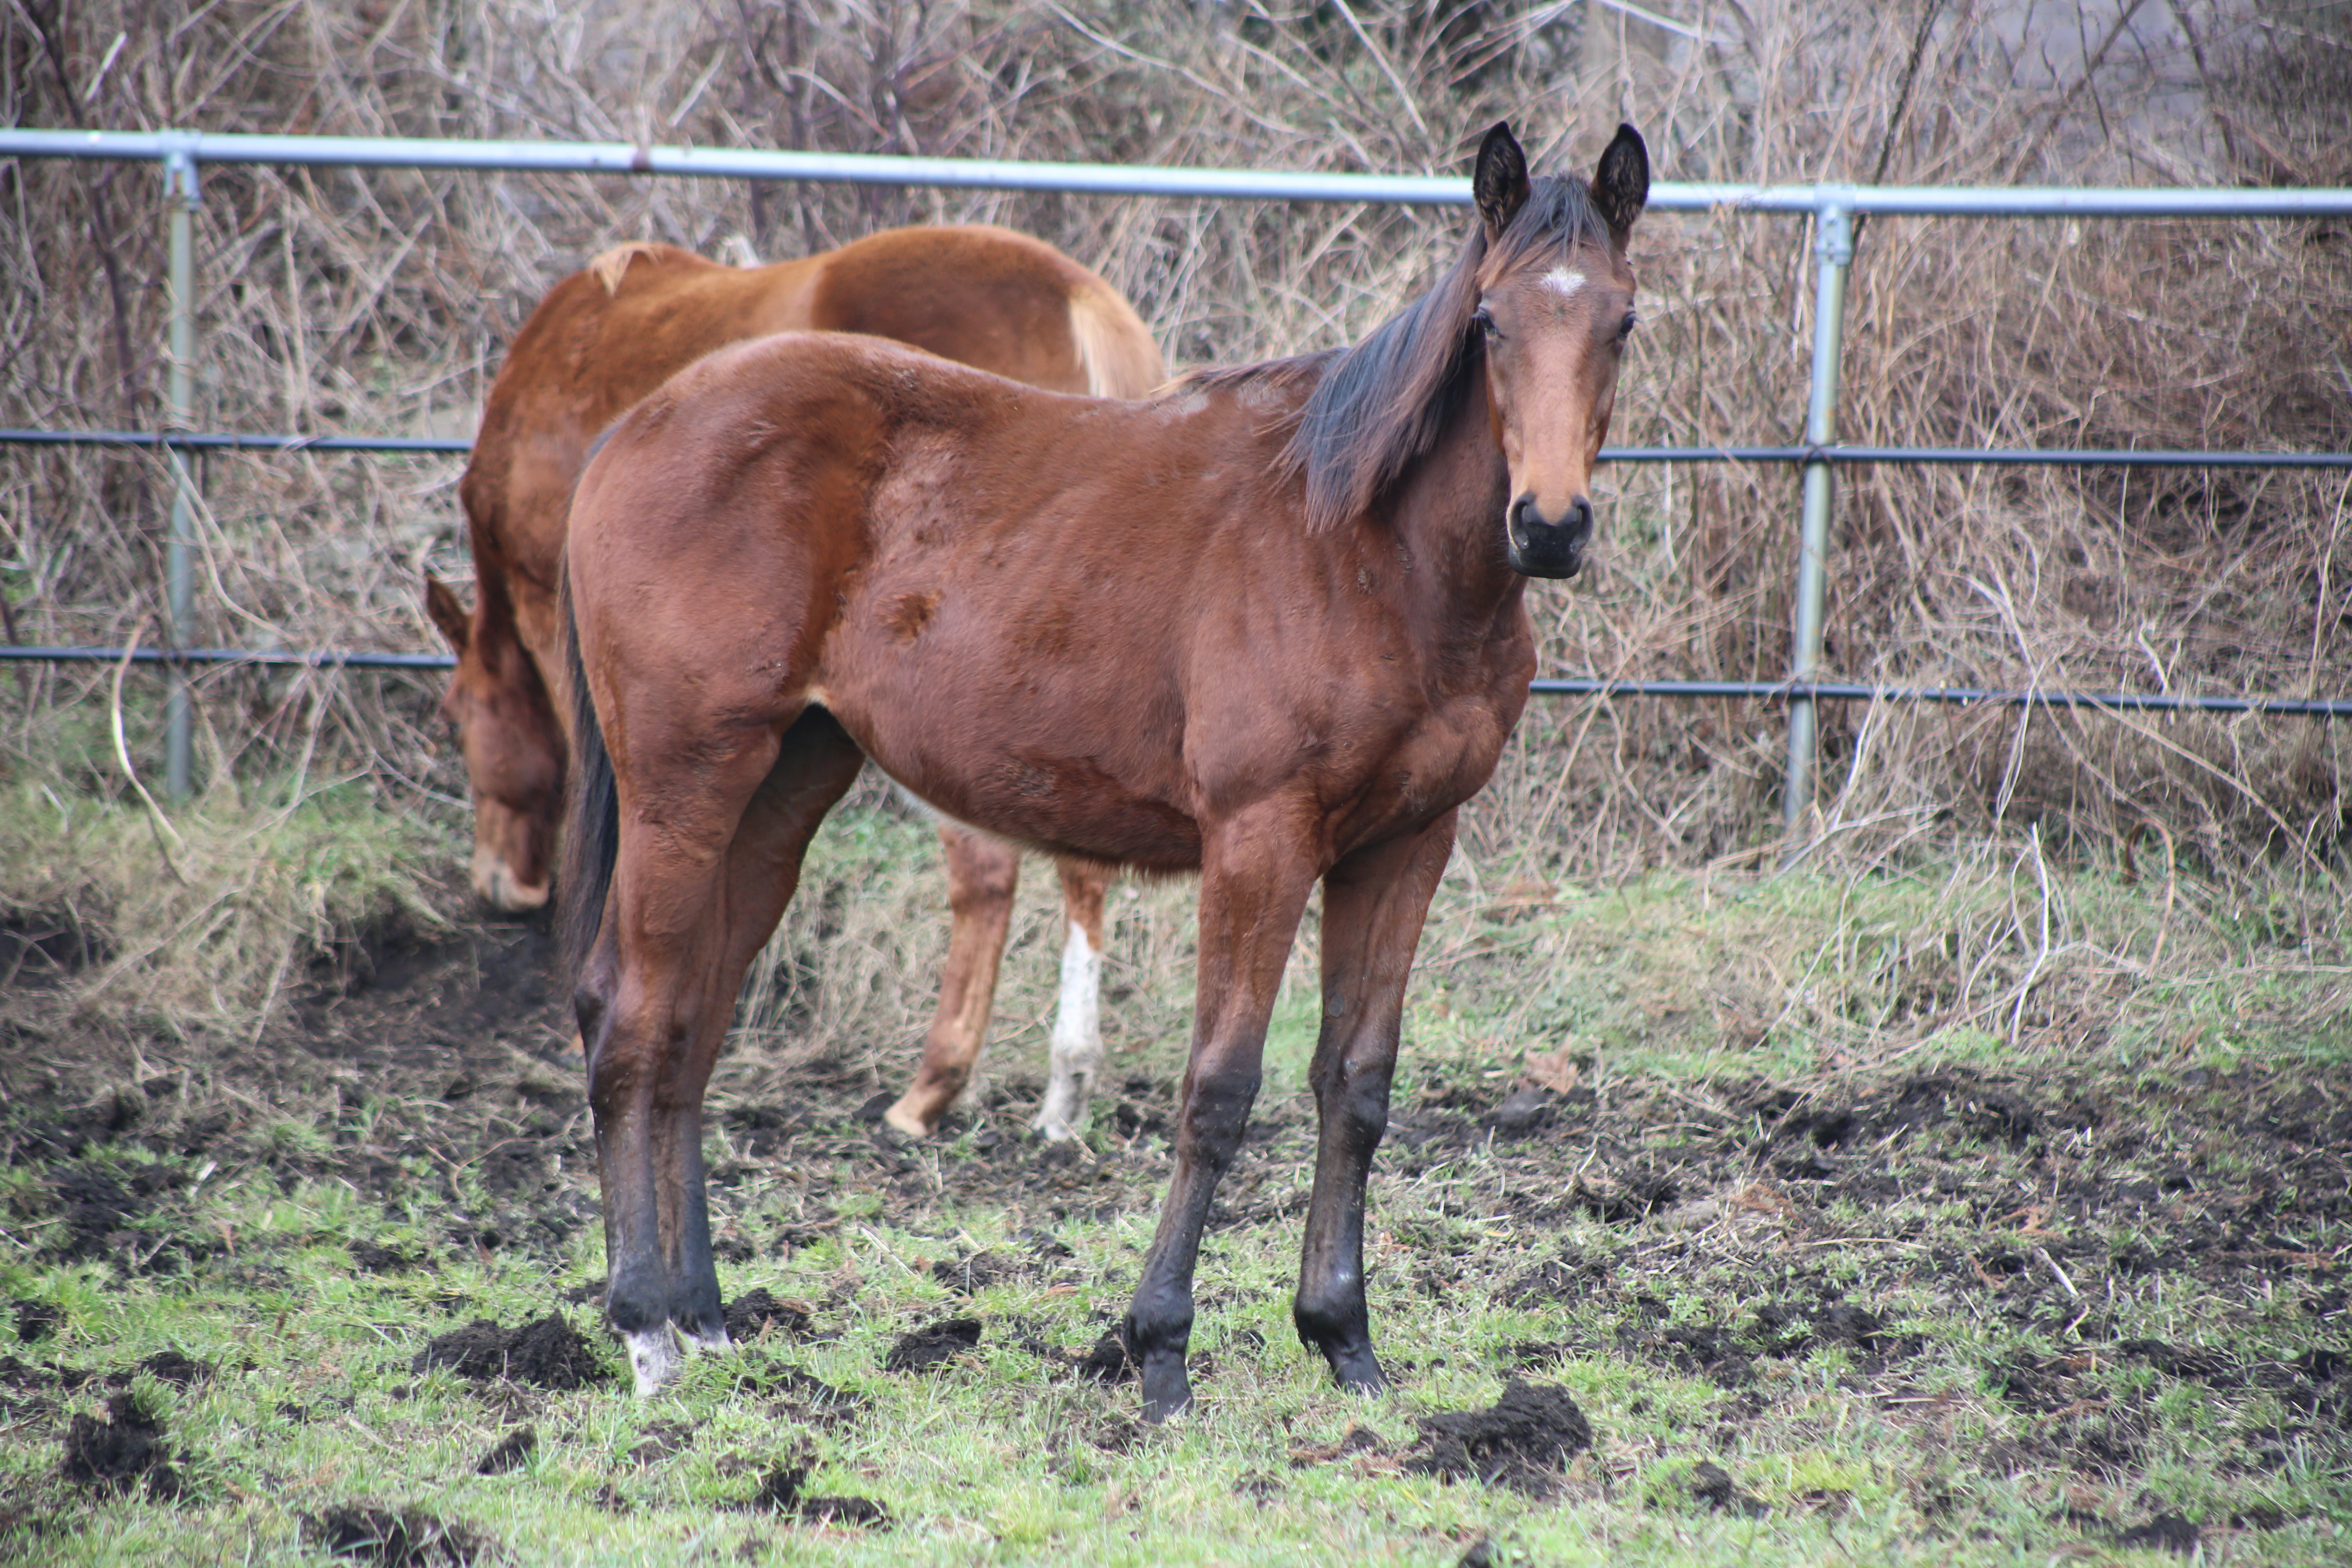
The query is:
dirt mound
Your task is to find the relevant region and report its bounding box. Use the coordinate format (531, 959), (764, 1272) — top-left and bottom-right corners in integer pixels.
(884, 1317), (980, 1373)
(2114, 1514), (2200, 1556)
(309, 1505), (489, 1566)
(61, 1392), (184, 1500)
(1404, 1378), (1592, 1496)
(129, 1350), (211, 1388)
(1689, 1459), (1767, 1515)
(412, 1314), (609, 1390)
(1076, 1328), (1135, 1383)
(930, 1253), (1023, 1293)
(473, 1426), (535, 1475)
(749, 1464), (890, 1528)
(722, 1289), (811, 1342)
(349, 1241), (428, 1275)
(12, 1301), (60, 1342)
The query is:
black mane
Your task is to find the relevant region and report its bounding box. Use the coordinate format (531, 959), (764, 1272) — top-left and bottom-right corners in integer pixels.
(1273, 173), (1616, 532)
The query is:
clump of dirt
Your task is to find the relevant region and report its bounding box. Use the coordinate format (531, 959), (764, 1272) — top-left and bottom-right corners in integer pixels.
(308, 1505), (488, 1566)
(1288, 1425), (1385, 1467)
(884, 1317), (980, 1373)
(1690, 1460), (1767, 1516)
(722, 1289), (811, 1342)
(929, 1253), (1022, 1293)
(128, 1350), (211, 1389)
(61, 1392), (184, 1500)
(349, 1241), (428, 1275)
(12, 1301), (60, 1342)
(1499, 1254), (1605, 1309)
(1572, 1169), (1679, 1224)
(727, 1352), (858, 1410)
(1404, 1378), (1592, 1496)
(472, 1426), (534, 1475)
(412, 1314), (610, 1390)
(749, 1464), (891, 1528)
(628, 1420), (696, 1466)
(2114, 1514), (2200, 1555)
(1482, 1087), (1555, 1136)
(1076, 1328), (1134, 1383)
(45, 1167), (147, 1263)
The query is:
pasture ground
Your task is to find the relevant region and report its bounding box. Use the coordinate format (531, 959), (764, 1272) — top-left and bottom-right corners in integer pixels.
(0, 792), (2348, 1566)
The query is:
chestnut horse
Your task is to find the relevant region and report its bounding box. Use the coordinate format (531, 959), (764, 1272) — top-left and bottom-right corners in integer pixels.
(561, 123), (1648, 1408)
(424, 225), (1164, 1141)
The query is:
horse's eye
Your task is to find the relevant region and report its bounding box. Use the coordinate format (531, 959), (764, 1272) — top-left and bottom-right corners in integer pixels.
(1472, 306), (1501, 339)
(1618, 310), (1639, 341)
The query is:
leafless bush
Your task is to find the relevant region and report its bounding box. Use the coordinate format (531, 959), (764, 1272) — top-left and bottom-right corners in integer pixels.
(2, 0), (2346, 913)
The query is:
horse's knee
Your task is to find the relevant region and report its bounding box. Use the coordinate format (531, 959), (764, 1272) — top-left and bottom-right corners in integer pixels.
(1177, 1067), (1260, 1166)
(1313, 1058), (1392, 1158)
(942, 831), (1018, 917)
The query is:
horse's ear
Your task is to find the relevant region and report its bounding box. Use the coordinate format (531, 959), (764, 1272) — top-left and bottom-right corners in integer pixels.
(1592, 123), (1650, 243)
(1473, 122), (1530, 239)
(424, 574), (470, 654)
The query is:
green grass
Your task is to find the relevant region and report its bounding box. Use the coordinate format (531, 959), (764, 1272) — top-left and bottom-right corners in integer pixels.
(3, 790), (2349, 1564)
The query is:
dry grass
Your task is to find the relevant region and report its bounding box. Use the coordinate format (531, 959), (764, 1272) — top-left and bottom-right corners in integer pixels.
(1, 0), (2348, 1041)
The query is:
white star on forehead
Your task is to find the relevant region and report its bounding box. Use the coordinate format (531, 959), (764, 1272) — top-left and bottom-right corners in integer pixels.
(1541, 266), (1587, 298)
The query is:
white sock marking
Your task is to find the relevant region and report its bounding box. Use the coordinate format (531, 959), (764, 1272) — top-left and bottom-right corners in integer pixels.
(624, 1325), (683, 1396)
(1033, 921), (1104, 1141)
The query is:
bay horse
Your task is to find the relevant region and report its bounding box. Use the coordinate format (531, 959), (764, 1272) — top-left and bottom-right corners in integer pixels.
(561, 123), (1649, 1408)
(423, 225), (1165, 1142)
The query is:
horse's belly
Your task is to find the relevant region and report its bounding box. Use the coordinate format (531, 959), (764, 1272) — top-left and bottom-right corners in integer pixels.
(816, 671), (1203, 872)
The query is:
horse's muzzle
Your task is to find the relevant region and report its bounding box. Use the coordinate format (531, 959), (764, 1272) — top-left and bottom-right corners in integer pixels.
(1506, 494), (1592, 579)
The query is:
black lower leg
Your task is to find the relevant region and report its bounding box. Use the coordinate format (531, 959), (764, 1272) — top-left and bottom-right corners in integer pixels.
(1125, 1064), (1258, 1421)
(1294, 1050), (1392, 1392)
(662, 1106), (726, 1342)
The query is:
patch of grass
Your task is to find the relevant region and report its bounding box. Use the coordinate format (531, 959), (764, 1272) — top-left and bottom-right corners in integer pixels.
(0, 774), (457, 1034)
(3, 814), (2348, 1564)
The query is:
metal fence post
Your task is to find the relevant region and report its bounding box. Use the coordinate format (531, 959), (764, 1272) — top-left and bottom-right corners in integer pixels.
(161, 136), (200, 800)
(1781, 194), (1853, 845)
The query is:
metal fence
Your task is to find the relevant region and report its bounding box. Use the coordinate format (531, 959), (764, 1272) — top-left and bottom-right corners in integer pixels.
(4, 127), (2350, 826)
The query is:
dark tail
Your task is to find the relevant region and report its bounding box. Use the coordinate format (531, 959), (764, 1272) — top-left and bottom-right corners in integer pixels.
(558, 569), (618, 993)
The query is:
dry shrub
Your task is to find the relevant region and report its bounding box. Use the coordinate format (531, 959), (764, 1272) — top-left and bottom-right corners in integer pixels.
(0, 1), (2347, 1056)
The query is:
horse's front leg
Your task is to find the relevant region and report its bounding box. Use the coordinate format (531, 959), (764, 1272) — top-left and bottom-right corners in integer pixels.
(1294, 811), (1458, 1393)
(1125, 812), (1320, 1421)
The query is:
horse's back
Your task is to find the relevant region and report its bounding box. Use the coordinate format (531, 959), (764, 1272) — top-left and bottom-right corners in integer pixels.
(804, 224), (1163, 398)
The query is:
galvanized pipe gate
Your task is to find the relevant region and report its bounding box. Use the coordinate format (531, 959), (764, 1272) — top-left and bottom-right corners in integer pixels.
(3, 127), (2350, 836)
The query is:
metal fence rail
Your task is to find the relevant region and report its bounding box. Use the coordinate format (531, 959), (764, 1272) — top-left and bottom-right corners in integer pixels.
(18, 645), (2350, 718)
(3, 126), (2349, 834)
(7, 427), (2350, 469)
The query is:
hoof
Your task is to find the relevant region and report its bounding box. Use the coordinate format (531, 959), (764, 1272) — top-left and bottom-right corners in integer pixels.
(1028, 1099), (1087, 1144)
(624, 1325), (682, 1396)
(1327, 1343), (1388, 1395)
(1138, 1352), (1192, 1423)
(677, 1321), (733, 1359)
(882, 1094), (937, 1140)
(470, 848), (550, 913)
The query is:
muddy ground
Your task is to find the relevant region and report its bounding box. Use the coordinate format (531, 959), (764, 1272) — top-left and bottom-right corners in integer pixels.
(2, 910), (2348, 1560)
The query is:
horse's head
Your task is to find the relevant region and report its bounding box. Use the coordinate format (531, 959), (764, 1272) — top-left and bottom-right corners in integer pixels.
(425, 574), (564, 912)
(1471, 122), (1648, 579)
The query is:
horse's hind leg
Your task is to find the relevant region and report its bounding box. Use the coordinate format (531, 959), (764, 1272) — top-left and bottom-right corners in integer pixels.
(1292, 811), (1458, 1394)
(581, 705), (862, 1393)
(1032, 860), (1110, 1142)
(884, 825), (1018, 1138)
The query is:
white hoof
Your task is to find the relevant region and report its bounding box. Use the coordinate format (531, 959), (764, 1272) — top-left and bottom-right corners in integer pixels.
(1030, 1080), (1092, 1143)
(624, 1325), (682, 1396)
(678, 1322), (733, 1359)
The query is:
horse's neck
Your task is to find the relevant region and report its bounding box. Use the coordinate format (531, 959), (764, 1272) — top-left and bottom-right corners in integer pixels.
(1385, 385), (1521, 624)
